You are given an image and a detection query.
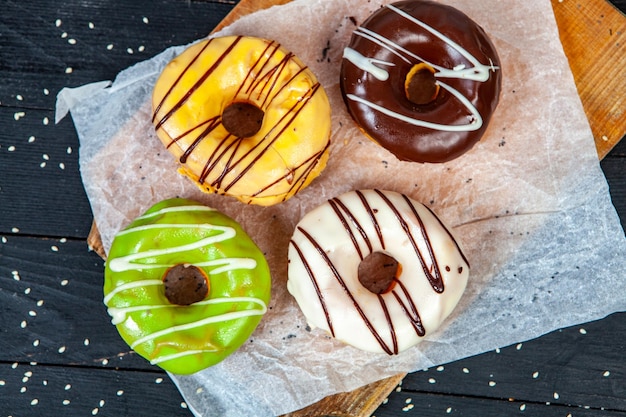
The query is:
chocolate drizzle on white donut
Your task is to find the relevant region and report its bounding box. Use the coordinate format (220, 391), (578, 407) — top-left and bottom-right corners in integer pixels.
(152, 36), (329, 201)
(288, 189), (469, 355)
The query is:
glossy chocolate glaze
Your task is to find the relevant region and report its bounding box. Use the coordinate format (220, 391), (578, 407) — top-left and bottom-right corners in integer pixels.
(340, 0), (502, 163)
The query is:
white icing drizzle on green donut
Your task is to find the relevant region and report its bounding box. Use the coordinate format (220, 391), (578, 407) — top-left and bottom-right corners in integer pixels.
(104, 203), (268, 367)
(342, 3), (500, 132)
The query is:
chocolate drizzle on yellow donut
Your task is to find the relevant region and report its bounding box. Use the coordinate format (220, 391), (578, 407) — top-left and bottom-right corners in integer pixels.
(152, 36), (330, 204)
(289, 189), (469, 355)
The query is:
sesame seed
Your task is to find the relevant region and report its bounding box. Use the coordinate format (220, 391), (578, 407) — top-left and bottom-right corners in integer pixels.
(446, 407), (452, 413)
(602, 135), (608, 141)
(63, 399), (70, 405)
(55, 19), (62, 27)
(28, 311), (37, 317)
(59, 162), (66, 170)
(51, 245), (59, 251)
(106, 44), (114, 50)
(495, 348), (501, 353)
(8, 145), (16, 151)
(60, 238), (67, 243)
(21, 321), (27, 328)
(553, 392), (559, 399)
(14, 112), (26, 120)
(16, 94), (23, 101)
(99, 400), (105, 407)
(436, 365), (444, 371)
(37, 300), (44, 307)
(61, 32), (68, 38)
(405, 398), (412, 404)
(58, 346), (66, 353)
(0, 380), (5, 386)
(138, 45), (145, 52)
(428, 378), (436, 384)
(40, 162), (46, 168)
(12, 227), (20, 233)
(489, 381), (496, 387)
(28, 136), (36, 143)
(84, 338), (90, 346)
(1, 236), (7, 243)
(60, 279), (69, 286)
(12, 362), (18, 369)
(127, 48), (134, 54)
(142, 17), (149, 24)
(65, 384), (71, 390)
(66, 146), (73, 154)
(65, 67), (73, 74)
(579, 328), (587, 335)
(603, 371), (610, 377)
(31, 399), (39, 406)
(43, 117), (49, 125)
(33, 339), (40, 347)
(43, 88), (50, 95)
(181, 402), (188, 409)
(520, 404), (526, 411)
(92, 408), (99, 415)
(195, 387), (203, 394)
(116, 390), (124, 396)
(89, 22), (95, 29)
(22, 377), (29, 383)
(516, 343), (523, 350)
(155, 377), (163, 384)
(24, 288), (31, 295)
(462, 367), (470, 373)
(402, 404), (414, 411)
(68, 38), (77, 45)
(102, 359), (108, 365)
(20, 386), (27, 393)
(532, 371), (539, 379)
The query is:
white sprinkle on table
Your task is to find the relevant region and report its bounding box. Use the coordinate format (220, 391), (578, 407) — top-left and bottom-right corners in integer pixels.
(67, 146), (73, 154)
(516, 343), (523, 350)
(436, 365), (444, 371)
(102, 359), (109, 365)
(28, 310), (37, 317)
(61, 31), (68, 39)
(36, 300), (44, 306)
(127, 47), (134, 54)
(20, 386), (27, 393)
(59, 162), (66, 170)
(0, 380), (5, 386)
(181, 402), (188, 409)
(40, 162), (47, 168)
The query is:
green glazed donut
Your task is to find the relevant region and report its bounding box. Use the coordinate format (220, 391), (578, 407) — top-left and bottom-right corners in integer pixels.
(103, 198), (271, 374)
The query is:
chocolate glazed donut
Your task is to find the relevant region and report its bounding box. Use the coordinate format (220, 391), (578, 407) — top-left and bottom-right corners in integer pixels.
(340, 0), (502, 163)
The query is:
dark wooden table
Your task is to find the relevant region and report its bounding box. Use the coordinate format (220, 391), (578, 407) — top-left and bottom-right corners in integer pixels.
(1, 1), (625, 416)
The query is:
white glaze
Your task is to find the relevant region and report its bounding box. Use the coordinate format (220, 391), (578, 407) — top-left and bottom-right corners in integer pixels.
(287, 190), (469, 354)
(344, 3), (500, 132)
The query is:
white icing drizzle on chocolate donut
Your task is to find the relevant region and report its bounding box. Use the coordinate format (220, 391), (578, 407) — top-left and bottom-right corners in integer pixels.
(343, 3), (499, 132)
(287, 190), (469, 355)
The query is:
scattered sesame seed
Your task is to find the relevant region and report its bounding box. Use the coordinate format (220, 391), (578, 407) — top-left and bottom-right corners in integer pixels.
(20, 386), (27, 393)
(12, 362), (18, 369)
(0, 380), (5, 386)
(28, 136), (36, 143)
(436, 366), (444, 371)
(68, 38), (77, 45)
(51, 245), (59, 251)
(8, 145), (16, 151)
(196, 387), (203, 394)
(58, 346), (66, 353)
(1, 236), (7, 243)
(43, 117), (49, 125)
(446, 407), (452, 413)
(31, 399), (39, 406)
(22, 377), (29, 383)
(60, 238), (67, 243)
(37, 300), (44, 307)
(602, 135), (608, 142)
(520, 404), (526, 411)
(155, 377), (163, 384)
(532, 371), (539, 379)
(566, 414), (572, 417)
(16, 94), (23, 101)
(138, 45), (145, 52)
(603, 371), (610, 377)
(55, 19), (62, 27)
(89, 22), (95, 29)
(84, 338), (90, 346)
(495, 348), (501, 353)
(489, 381), (496, 387)
(65, 67), (73, 74)
(65, 384), (71, 390)
(405, 398), (412, 404)
(102, 359), (109, 365)
(40, 162), (47, 168)
(107, 44), (114, 50)
(14, 112), (26, 120)
(553, 392), (559, 399)
(33, 339), (40, 347)
(181, 402), (188, 409)
(61, 32), (68, 38)
(59, 162), (66, 170)
(61, 279), (69, 286)
(579, 328), (587, 335)
(127, 47), (134, 54)
(92, 407), (99, 415)
(43, 88), (50, 95)
(28, 311), (37, 317)
(516, 343), (523, 350)
(67, 146), (73, 154)
(12, 227), (20, 233)
(63, 399), (70, 405)
(142, 16), (149, 24)
(428, 378), (436, 384)
(21, 321), (27, 328)
(24, 288), (31, 295)
(116, 390), (124, 396)
(462, 367), (470, 374)
(402, 404), (414, 411)
(99, 400), (105, 407)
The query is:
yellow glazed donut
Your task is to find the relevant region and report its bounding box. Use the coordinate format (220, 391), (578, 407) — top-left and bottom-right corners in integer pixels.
(287, 190), (469, 354)
(152, 35), (332, 206)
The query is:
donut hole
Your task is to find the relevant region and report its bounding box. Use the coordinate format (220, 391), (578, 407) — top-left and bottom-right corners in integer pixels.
(404, 63), (439, 105)
(222, 101), (264, 138)
(163, 264), (209, 305)
(358, 252), (401, 294)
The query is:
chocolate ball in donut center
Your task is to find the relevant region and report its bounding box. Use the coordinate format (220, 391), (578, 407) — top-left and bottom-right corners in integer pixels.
(163, 264), (209, 305)
(222, 101), (264, 138)
(358, 252), (401, 294)
(404, 63), (440, 105)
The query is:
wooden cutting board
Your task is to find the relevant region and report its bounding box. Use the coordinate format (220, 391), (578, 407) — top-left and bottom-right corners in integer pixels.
(88, 1), (626, 415)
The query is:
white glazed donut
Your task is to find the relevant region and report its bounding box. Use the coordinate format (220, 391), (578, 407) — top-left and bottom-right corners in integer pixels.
(287, 189), (469, 354)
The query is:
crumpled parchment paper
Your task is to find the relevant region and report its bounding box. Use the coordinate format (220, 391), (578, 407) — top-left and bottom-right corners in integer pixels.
(56, 0), (626, 415)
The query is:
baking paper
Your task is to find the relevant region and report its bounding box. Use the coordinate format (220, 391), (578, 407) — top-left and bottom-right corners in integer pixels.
(56, 0), (626, 415)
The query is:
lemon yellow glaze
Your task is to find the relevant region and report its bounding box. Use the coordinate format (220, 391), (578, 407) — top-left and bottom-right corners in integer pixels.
(104, 198), (271, 374)
(152, 36), (332, 206)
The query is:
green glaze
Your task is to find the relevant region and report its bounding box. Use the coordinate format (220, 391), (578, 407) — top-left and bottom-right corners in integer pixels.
(104, 198), (271, 375)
